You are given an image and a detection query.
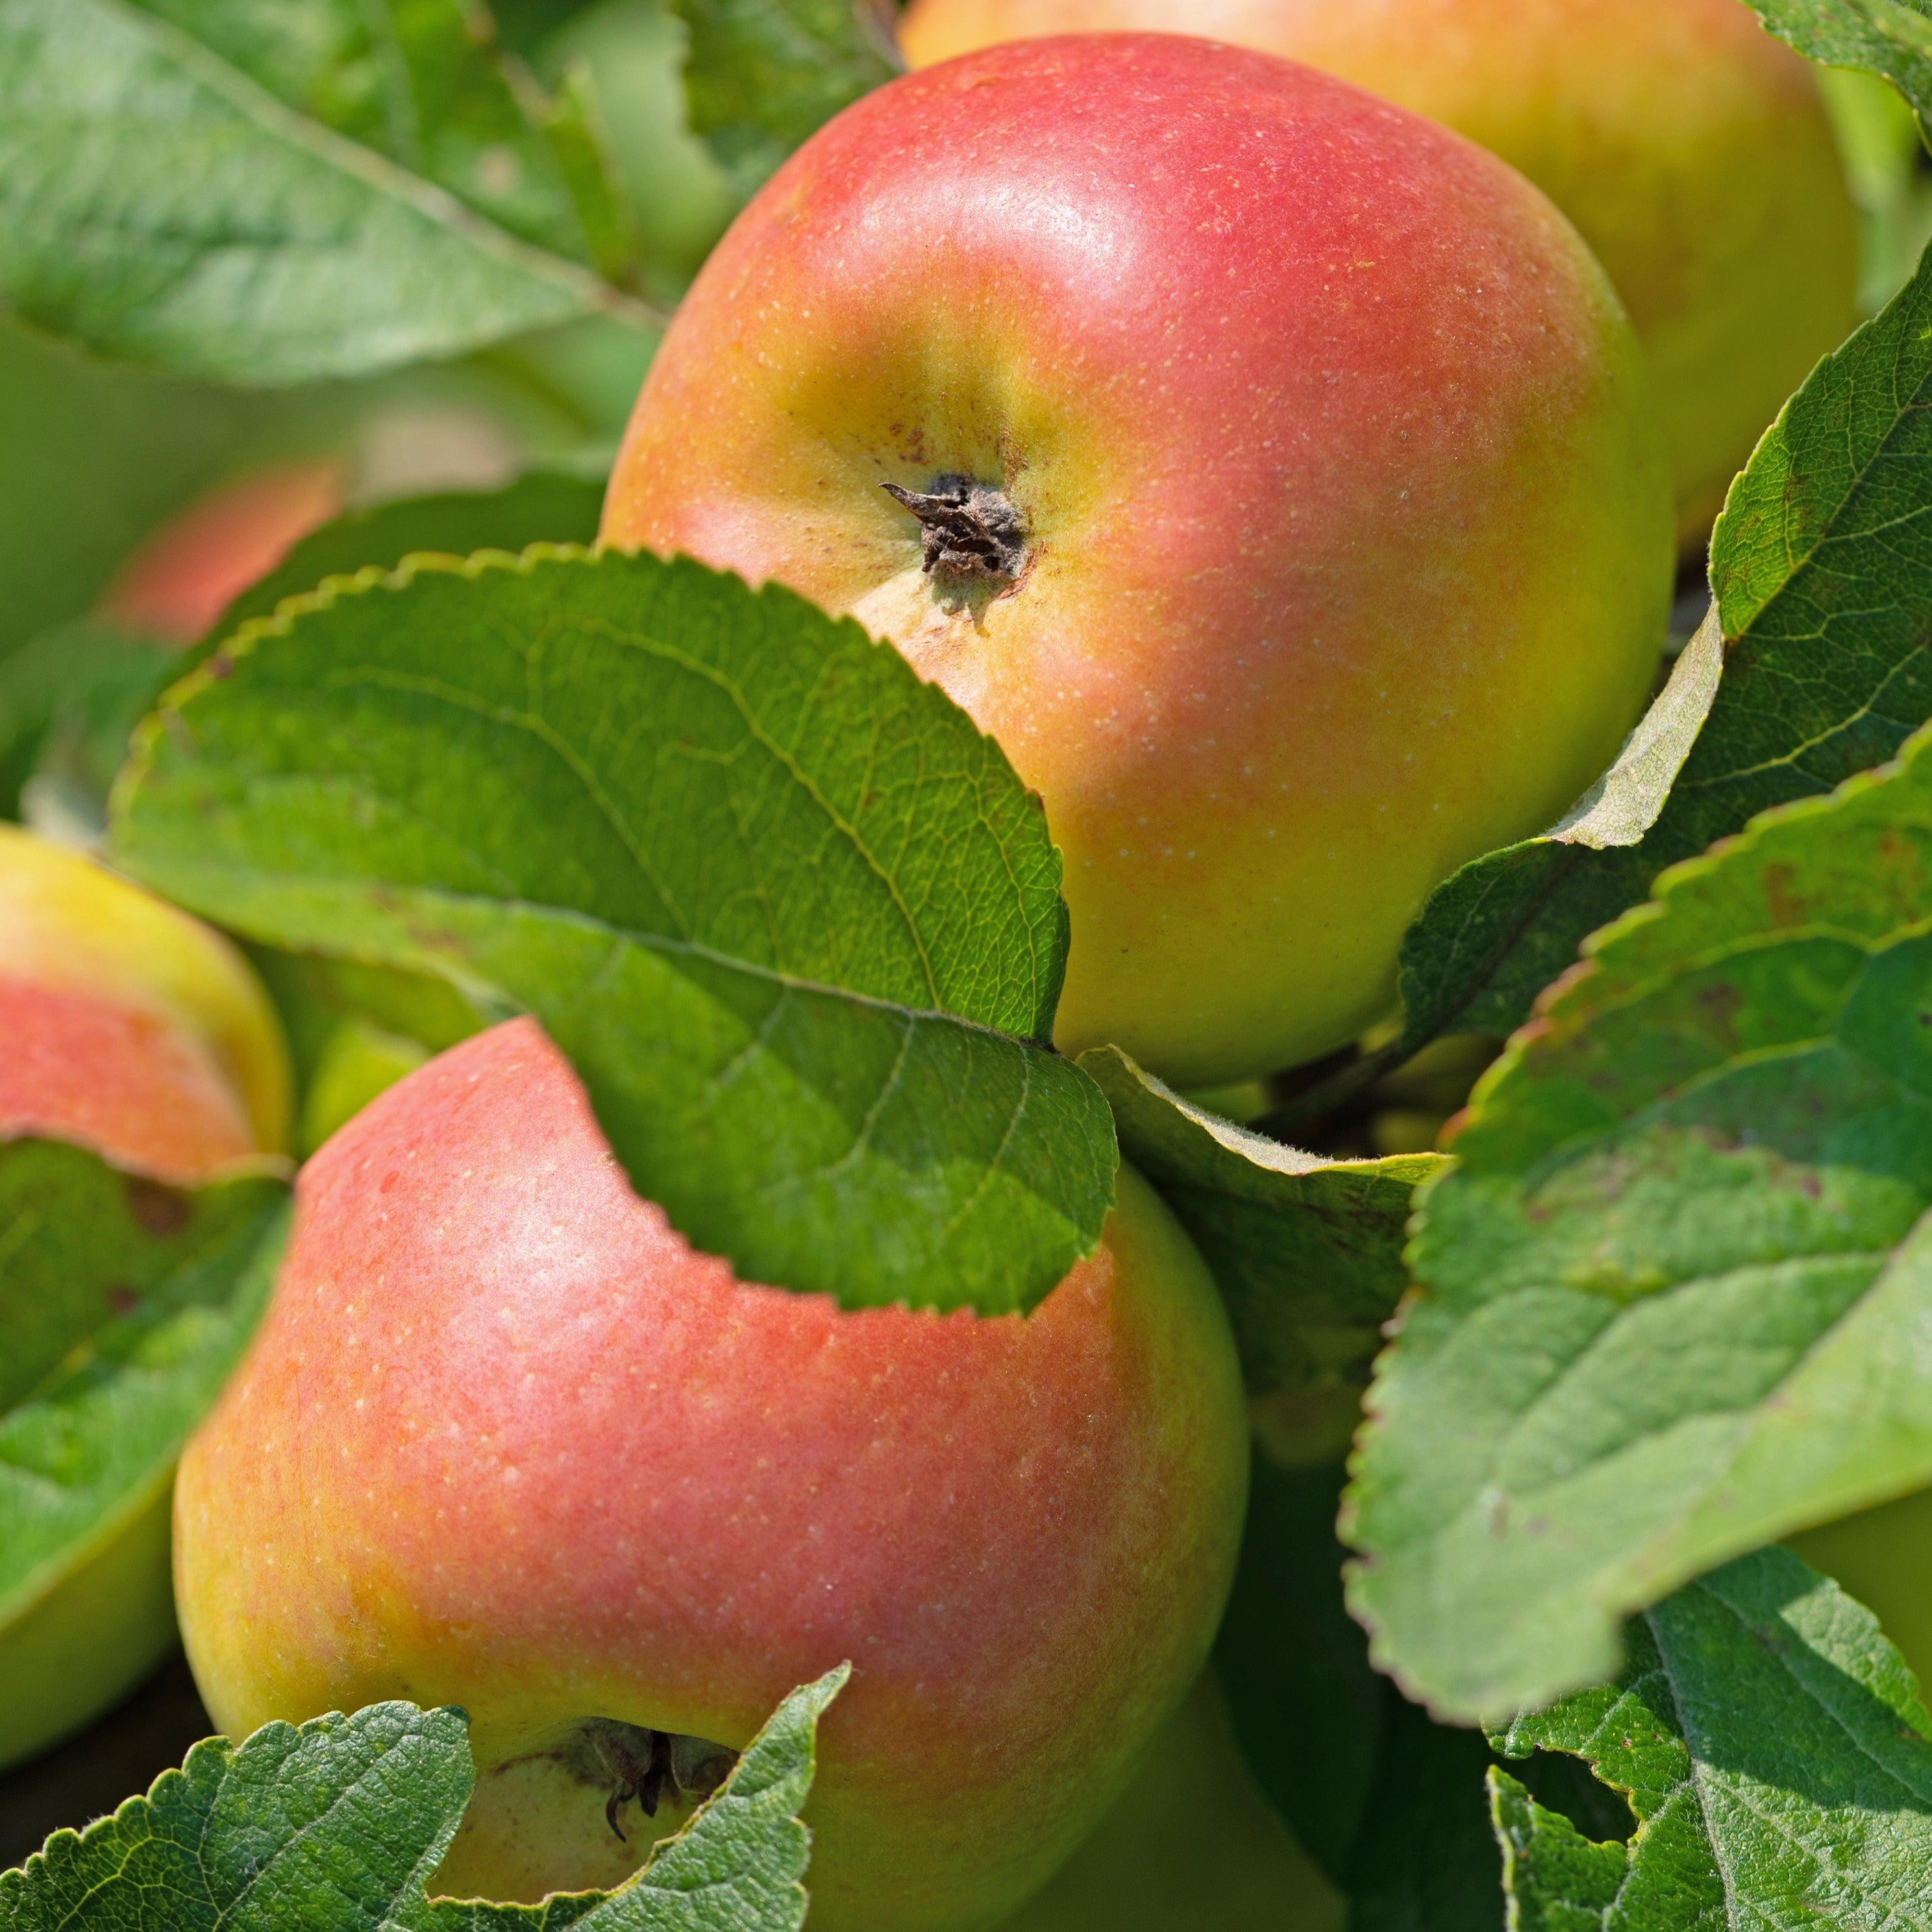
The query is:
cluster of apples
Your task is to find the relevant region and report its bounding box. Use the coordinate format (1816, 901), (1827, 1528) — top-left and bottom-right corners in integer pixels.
(6, 2), (1861, 1926)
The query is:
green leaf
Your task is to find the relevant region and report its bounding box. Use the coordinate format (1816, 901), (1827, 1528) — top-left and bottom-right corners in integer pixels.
(1539, 610), (1724, 854)
(670, 0), (899, 199)
(0, 1139), (288, 1622)
(1816, 64), (1932, 315)
(1081, 1046), (1442, 1398)
(297, 1014), (432, 1156)
(135, 0), (601, 259)
(1214, 1454), (1507, 1931)
(493, 0), (606, 62)
(421, 1666), (847, 1931)
(0, 0), (661, 387)
(1317, 233), (1932, 1124)
(1348, 1701), (1509, 1932)
(0, 1666), (847, 1929)
(246, 937), (486, 1154)
(203, 470), (606, 646)
(1348, 720), (1932, 1722)
(0, 619), (178, 827)
(0, 316), (280, 663)
(532, 0), (737, 290)
(1749, 0), (1932, 126)
(1491, 1546), (1932, 1928)
(112, 548), (1115, 1313)
(0, 1137), (288, 1765)
(1, 1704), (475, 1931)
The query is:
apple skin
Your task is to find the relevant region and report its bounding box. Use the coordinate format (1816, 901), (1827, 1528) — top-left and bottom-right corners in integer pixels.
(174, 1016), (1250, 1931)
(0, 824), (290, 1770)
(599, 36), (1674, 1090)
(897, 0), (1859, 552)
(99, 459), (343, 643)
(0, 824), (290, 1176)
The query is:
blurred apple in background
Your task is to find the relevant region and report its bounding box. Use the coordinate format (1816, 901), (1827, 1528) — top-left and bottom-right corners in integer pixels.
(0, 826), (288, 1181)
(175, 1019), (1250, 1931)
(0, 826), (289, 1769)
(602, 35), (1674, 1089)
(98, 462), (345, 647)
(897, 0), (1860, 551)
(93, 404), (530, 649)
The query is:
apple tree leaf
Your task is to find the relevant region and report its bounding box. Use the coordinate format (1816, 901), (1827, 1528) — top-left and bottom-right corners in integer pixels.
(116, 0), (608, 264)
(1306, 232), (1932, 1125)
(0, 317), (284, 665)
(1746, 0), (1932, 127)
(1539, 607), (1724, 854)
(0, 619), (179, 830)
(0, 1666), (847, 1931)
(204, 471), (608, 648)
(1221, 1452), (1655, 1931)
(1347, 719), (1932, 1722)
(1215, 1454), (1507, 1932)
(3, 480), (607, 847)
(112, 548), (1116, 1315)
(491, 0), (606, 62)
(1490, 1546), (1932, 1928)
(195, 473), (606, 1141)
(244, 943), (486, 1158)
(671, 0), (900, 199)
(0, 0), (661, 388)
(0, 1139), (289, 1612)
(0, 1137), (289, 1755)
(423, 1665), (847, 1931)
(1080, 1046), (1442, 1399)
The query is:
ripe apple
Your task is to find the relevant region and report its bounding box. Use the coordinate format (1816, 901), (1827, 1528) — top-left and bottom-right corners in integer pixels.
(0, 824), (290, 1180)
(0, 824), (290, 1770)
(99, 459), (344, 644)
(896, 0), (1859, 552)
(174, 1017), (1250, 1931)
(599, 35), (1674, 1091)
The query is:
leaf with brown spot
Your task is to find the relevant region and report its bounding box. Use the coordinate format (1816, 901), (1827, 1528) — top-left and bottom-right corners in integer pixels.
(0, 1137), (288, 1751)
(1349, 722), (1932, 1722)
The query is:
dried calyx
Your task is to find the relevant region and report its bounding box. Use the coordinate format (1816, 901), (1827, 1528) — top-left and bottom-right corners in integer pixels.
(884, 474), (1027, 582)
(567, 1718), (738, 1841)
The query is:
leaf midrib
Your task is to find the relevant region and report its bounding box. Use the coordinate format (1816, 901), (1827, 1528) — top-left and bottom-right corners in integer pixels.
(56, 0), (665, 332)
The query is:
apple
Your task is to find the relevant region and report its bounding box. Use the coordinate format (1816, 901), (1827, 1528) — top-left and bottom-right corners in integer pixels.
(896, 0), (1859, 552)
(99, 459), (344, 644)
(173, 1016), (1250, 1930)
(598, 35), (1674, 1091)
(0, 824), (290, 1181)
(0, 824), (290, 1770)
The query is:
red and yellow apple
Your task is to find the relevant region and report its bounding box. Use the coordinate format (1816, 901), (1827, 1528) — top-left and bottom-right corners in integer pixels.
(0, 825), (290, 1182)
(600, 36), (1674, 1090)
(896, 0), (1859, 551)
(0, 825), (290, 1769)
(175, 1017), (1250, 1930)
(99, 459), (343, 644)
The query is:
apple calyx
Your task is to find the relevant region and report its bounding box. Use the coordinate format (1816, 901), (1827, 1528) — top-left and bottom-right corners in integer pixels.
(882, 475), (1026, 582)
(565, 1718), (738, 1842)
